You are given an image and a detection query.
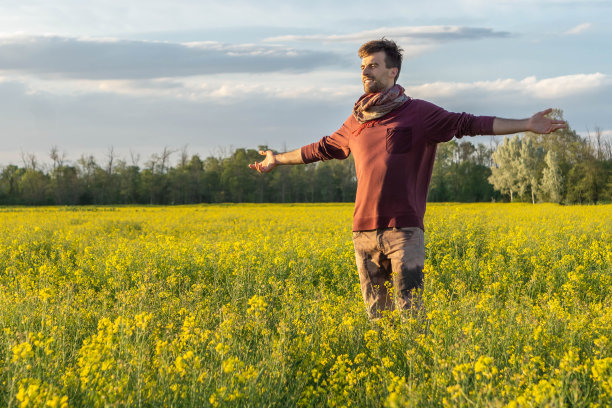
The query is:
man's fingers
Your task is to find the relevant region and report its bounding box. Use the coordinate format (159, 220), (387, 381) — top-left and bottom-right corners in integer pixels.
(549, 119), (567, 132)
(249, 162), (264, 173)
(540, 108), (553, 116)
(530, 108), (567, 134)
(249, 151), (275, 173)
(252, 161), (272, 173)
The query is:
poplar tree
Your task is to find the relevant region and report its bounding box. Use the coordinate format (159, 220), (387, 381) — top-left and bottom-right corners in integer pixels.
(489, 135), (521, 201)
(517, 137), (544, 204)
(540, 150), (564, 203)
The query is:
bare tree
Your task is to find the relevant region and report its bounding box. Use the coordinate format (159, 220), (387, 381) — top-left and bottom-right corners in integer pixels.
(599, 127), (612, 160)
(179, 145), (189, 169)
(159, 147), (174, 174)
(129, 150), (141, 167)
(589, 126), (612, 161)
(106, 146), (116, 175)
(49, 146), (66, 172)
(21, 150), (39, 171)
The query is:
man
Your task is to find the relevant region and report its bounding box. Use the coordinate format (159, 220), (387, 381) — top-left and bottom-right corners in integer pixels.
(249, 39), (566, 319)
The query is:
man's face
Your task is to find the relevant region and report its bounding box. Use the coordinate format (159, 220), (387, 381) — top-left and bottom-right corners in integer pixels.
(360, 51), (398, 94)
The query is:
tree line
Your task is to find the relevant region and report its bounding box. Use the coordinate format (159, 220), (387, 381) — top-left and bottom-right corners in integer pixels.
(0, 145), (358, 205)
(2, 113), (610, 205)
(488, 127), (611, 204)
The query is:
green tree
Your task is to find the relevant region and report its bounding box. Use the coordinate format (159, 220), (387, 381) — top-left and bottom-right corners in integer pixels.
(0, 165), (23, 204)
(517, 136), (544, 204)
(566, 157), (608, 204)
(18, 153), (50, 205)
(203, 156), (223, 202)
(19, 169), (49, 205)
(489, 135), (522, 202)
(540, 150), (564, 203)
(185, 154), (207, 203)
(115, 161), (142, 204)
(525, 109), (583, 175)
(76, 155), (99, 204)
(328, 157), (357, 202)
(221, 148), (260, 202)
(168, 150), (191, 204)
(428, 141), (455, 202)
(50, 165), (81, 204)
(141, 148), (173, 204)
(314, 161), (336, 201)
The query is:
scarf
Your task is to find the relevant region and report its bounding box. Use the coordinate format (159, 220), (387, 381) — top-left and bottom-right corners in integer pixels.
(352, 84), (409, 127)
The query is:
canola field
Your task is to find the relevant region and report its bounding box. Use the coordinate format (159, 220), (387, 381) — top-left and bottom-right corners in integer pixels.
(0, 203), (610, 407)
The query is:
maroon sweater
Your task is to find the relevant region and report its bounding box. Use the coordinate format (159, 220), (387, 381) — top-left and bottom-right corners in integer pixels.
(301, 98), (495, 231)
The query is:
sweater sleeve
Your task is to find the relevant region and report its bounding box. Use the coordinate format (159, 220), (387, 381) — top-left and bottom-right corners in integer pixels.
(301, 116), (352, 164)
(418, 100), (495, 143)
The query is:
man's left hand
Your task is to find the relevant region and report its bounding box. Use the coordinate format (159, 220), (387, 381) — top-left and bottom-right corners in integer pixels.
(527, 108), (567, 134)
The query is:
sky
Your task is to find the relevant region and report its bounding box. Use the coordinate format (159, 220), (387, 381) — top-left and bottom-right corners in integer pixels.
(1, 0), (610, 167)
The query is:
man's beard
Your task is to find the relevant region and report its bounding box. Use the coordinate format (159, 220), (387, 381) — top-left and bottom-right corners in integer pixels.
(363, 77), (386, 94)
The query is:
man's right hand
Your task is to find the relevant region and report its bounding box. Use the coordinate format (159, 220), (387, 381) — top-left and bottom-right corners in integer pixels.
(249, 150), (278, 173)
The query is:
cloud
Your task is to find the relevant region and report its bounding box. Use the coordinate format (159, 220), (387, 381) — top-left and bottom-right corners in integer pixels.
(9, 70), (608, 107)
(265, 25), (511, 43)
(578, 128), (612, 138)
(408, 73), (609, 100)
(0, 35), (346, 79)
(600, 129), (612, 137)
(2, 69), (611, 166)
(406, 73), (612, 135)
(2, 67), (364, 103)
(96, 78), (358, 102)
(0, 75), (353, 166)
(565, 23), (592, 35)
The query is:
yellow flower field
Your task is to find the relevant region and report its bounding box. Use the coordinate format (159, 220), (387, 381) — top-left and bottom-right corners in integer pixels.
(0, 203), (610, 407)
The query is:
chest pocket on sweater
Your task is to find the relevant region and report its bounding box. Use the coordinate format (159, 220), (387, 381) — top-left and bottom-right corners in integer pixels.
(386, 127), (412, 154)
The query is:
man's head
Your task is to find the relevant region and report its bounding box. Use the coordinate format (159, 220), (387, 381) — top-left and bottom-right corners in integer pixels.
(358, 39), (403, 94)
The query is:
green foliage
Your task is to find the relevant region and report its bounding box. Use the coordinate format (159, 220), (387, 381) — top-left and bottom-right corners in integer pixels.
(429, 140), (498, 202)
(540, 151), (564, 203)
(0, 147), (360, 205)
(2, 122), (610, 205)
(489, 135), (522, 202)
(489, 112), (611, 203)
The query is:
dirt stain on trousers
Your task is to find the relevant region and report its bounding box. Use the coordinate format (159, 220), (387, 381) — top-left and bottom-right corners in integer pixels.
(352, 227), (425, 319)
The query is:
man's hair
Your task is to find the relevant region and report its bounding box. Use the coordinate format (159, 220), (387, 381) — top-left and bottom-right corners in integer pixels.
(358, 38), (403, 83)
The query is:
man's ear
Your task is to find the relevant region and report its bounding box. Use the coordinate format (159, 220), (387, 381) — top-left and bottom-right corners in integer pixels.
(389, 67), (398, 80)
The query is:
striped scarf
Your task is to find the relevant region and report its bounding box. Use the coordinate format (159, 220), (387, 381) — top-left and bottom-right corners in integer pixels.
(352, 84), (409, 125)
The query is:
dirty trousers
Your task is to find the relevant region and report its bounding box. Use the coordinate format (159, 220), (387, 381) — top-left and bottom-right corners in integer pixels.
(352, 227), (425, 319)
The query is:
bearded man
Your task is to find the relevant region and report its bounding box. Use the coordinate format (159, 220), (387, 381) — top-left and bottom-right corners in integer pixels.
(249, 39), (566, 319)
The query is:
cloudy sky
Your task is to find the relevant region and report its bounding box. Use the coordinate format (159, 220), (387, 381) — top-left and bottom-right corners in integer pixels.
(1, 0), (610, 166)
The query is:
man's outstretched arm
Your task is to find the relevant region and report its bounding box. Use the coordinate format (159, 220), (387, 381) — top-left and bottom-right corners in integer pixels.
(493, 108), (567, 135)
(249, 148), (304, 173)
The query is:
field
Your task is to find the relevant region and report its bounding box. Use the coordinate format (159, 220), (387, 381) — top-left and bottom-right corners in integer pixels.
(0, 203), (610, 407)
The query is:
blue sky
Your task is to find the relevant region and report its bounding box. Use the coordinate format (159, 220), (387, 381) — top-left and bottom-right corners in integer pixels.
(1, 0), (610, 166)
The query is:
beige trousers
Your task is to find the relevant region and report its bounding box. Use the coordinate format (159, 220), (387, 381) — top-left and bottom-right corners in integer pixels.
(352, 227), (425, 319)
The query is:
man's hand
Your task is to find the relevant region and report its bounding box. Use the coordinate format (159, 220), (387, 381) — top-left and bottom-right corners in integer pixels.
(493, 108), (568, 135)
(248, 148), (304, 172)
(527, 108), (567, 134)
(249, 150), (278, 173)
